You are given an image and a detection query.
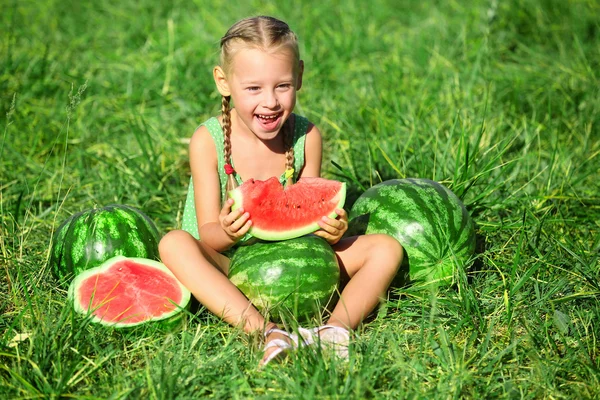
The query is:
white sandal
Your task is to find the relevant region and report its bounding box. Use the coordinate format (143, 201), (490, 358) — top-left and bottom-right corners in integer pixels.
(311, 325), (351, 360)
(260, 327), (298, 367)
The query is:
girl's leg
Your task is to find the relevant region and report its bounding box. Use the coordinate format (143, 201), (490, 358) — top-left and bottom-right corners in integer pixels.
(328, 234), (403, 329)
(159, 230), (290, 365)
(159, 229), (265, 332)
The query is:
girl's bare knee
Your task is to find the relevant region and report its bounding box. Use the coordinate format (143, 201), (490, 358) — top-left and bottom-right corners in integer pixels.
(158, 230), (195, 262)
(371, 233), (403, 273)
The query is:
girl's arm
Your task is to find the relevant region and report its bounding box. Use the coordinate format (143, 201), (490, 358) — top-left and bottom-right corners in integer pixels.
(189, 125), (243, 252)
(299, 122), (323, 178)
(300, 122), (348, 245)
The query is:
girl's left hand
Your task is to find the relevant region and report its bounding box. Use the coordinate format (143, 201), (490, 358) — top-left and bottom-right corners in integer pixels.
(314, 208), (348, 245)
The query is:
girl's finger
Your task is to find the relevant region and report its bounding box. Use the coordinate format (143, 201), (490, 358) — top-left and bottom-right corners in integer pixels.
(230, 212), (251, 232)
(313, 229), (339, 245)
(220, 198), (235, 217)
(317, 220), (339, 236)
(223, 206), (244, 227)
(237, 219), (253, 236)
(312, 229), (329, 240)
(320, 217), (343, 230)
(230, 206), (246, 220)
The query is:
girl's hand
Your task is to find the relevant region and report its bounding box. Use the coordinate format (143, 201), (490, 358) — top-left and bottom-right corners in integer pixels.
(219, 198), (252, 242)
(314, 208), (348, 245)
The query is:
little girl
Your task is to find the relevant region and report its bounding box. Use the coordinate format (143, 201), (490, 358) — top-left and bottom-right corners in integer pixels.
(159, 16), (403, 366)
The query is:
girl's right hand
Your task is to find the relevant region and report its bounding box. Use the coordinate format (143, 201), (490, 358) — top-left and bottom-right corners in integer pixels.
(219, 198), (252, 242)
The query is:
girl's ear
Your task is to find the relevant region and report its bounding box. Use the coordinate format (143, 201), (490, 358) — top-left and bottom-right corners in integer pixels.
(296, 60), (304, 91)
(213, 66), (231, 96)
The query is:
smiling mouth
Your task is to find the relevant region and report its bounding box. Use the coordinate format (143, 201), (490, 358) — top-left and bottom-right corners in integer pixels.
(256, 113), (282, 121)
(255, 113), (283, 131)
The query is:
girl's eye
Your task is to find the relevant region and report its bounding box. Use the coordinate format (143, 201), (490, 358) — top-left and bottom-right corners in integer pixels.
(278, 84), (292, 89)
(247, 87), (260, 91)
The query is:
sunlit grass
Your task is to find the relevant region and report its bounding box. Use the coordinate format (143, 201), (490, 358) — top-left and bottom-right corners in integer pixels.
(1, 0), (599, 398)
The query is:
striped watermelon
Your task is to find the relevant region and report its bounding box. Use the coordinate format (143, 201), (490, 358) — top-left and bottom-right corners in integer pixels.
(348, 178), (476, 285)
(50, 205), (160, 284)
(69, 256), (190, 329)
(228, 236), (339, 321)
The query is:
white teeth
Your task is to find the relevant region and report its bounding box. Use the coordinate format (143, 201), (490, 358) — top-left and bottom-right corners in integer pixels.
(258, 114), (278, 119)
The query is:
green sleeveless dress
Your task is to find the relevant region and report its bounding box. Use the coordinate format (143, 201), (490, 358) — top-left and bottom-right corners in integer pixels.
(181, 114), (310, 244)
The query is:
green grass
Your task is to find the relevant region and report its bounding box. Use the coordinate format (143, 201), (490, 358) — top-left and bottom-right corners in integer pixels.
(2, 0), (599, 398)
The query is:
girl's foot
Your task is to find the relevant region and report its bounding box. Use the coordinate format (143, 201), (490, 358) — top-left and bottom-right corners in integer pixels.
(310, 325), (351, 359)
(260, 327), (298, 367)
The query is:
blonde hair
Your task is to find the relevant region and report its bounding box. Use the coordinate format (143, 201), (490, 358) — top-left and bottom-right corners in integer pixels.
(219, 16), (300, 190)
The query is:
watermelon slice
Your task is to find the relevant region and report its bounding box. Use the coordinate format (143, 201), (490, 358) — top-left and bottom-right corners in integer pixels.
(229, 177), (346, 241)
(68, 256), (191, 328)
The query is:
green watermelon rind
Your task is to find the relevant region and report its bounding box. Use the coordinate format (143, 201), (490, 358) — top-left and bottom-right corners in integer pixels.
(349, 178), (476, 285)
(229, 182), (347, 241)
(51, 205), (161, 284)
(68, 256), (191, 329)
(228, 236), (339, 321)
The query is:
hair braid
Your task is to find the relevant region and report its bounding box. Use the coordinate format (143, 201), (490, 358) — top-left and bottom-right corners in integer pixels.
(284, 114), (295, 186)
(221, 95), (238, 191)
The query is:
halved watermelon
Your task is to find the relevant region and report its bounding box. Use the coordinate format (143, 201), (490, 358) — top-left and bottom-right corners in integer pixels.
(68, 256), (191, 328)
(229, 177), (346, 241)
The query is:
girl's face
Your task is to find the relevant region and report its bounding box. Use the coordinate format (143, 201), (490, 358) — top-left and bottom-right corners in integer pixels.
(217, 47), (303, 141)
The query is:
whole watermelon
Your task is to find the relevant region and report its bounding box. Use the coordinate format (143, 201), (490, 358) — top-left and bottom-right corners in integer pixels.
(228, 236), (339, 322)
(348, 178), (476, 285)
(50, 204), (160, 284)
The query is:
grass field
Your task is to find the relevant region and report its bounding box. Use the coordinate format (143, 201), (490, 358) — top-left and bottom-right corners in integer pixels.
(2, 0), (599, 398)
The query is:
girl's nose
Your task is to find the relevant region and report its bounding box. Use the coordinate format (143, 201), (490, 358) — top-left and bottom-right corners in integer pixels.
(264, 91), (279, 108)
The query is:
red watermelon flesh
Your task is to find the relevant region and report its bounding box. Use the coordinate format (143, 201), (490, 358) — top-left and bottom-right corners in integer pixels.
(69, 256), (191, 328)
(229, 177), (346, 241)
